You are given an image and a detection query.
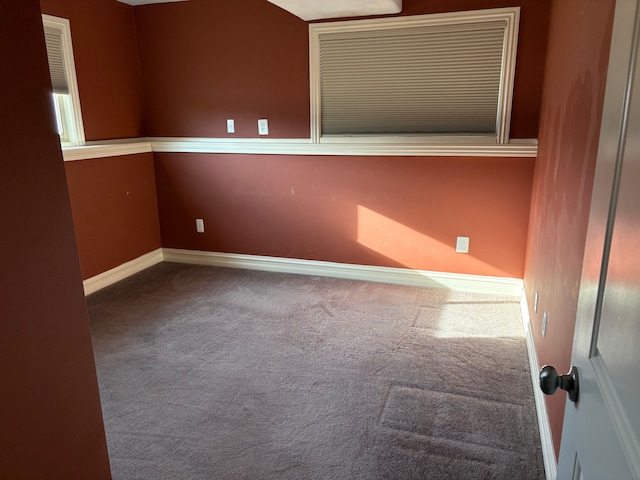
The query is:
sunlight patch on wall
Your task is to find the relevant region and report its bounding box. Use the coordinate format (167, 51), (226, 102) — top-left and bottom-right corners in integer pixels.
(357, 205), (447, 269)
(356, 205), (509, 277)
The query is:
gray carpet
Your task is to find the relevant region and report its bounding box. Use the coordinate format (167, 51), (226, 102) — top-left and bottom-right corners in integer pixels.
(87, 263), (545, 480)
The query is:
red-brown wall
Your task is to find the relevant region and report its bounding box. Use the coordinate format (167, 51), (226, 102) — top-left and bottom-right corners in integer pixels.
(34, 0), (550, 281)
(0, 1), (111, 478)
(40, 0), (144, 141)
(135, 0), (310, 138)
(136, 0), (549, 139)
(65, 153), (161, 279)
(524, 0), (615, 458)
(157, 153), (534, 277)
(39, 0), (160, 281)
(138, 0), (549, 278)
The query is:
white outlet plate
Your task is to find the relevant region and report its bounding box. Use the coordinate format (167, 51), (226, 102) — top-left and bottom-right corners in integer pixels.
(456, 236), (469, 253)
(258, 119), (269, 135)
(534, 291), (539, 314)
(542, 311), (548, 337)
(196, 218), (205, 233)
(227, 119), (235, 133)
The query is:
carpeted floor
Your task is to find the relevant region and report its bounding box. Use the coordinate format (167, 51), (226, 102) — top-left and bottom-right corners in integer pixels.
(87, 262), (545, 480)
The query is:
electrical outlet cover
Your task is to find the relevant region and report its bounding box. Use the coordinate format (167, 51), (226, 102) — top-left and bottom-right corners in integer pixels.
(456, 236), (469, 253)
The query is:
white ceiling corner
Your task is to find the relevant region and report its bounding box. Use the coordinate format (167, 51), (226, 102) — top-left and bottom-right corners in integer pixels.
(266, 0), (402, 21)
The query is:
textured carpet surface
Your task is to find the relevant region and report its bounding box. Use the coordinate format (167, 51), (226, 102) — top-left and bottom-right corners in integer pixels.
(87, 263), (545, 480)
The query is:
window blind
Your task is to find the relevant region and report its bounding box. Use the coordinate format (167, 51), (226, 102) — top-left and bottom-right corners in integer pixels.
(44, 26), (69, 94)
(319, 21), (507, 136)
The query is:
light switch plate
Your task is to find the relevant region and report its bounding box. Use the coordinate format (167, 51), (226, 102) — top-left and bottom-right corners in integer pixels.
(258, 119), (269, 135)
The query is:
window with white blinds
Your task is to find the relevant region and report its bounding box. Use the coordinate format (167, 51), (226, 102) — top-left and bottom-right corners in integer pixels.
(44, 26), (69, 95)
(309, 8), (520, 144)
(42, 14), (84, 147)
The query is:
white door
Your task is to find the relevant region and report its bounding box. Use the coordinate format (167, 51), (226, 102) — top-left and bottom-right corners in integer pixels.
(557, 0), (640, 478)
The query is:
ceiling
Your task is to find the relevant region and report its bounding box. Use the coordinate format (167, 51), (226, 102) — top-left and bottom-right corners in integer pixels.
(116, 0), (403, 20)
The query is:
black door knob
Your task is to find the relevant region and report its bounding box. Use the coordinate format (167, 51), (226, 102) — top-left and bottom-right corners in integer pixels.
(539, 365), (579, 402)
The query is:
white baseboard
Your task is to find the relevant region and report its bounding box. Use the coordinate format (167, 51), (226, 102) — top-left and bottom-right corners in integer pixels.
(520, 292), (557, 480)
(162, 248), (524, 296)
(82, 248), (164, 295)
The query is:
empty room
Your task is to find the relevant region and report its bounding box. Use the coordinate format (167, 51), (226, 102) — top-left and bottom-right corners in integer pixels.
(4, 0), (637, 479)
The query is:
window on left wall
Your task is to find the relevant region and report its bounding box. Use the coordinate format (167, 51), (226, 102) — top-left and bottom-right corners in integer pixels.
(42, 14), (85, 147)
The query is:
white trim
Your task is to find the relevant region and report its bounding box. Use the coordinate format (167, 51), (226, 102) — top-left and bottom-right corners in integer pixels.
(520, 292), (558, 480)
(82, 248), (163, 295)
(497, 7), (520, 143)
(149, 137), (538, 157)
(162, 248), (524, 295)
(309, 7), (520, 144)
(42, 14), (85, 146)
(62, 141), (153, 162)
(79, 247), (524, 297)
(309, 25), (321, 144)
(58, 136), (537, 160)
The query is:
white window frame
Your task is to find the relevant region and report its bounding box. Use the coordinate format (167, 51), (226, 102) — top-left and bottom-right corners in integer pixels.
(42, 14), (85, 147)
(309, 7), (520, 145)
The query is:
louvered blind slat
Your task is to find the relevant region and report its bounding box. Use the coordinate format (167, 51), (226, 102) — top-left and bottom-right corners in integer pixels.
(319, 21), (506, 135)
(44, 27), (69, 94)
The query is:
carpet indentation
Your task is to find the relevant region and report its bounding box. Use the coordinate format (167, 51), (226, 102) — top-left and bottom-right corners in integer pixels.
(380, 385), (528, 452)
